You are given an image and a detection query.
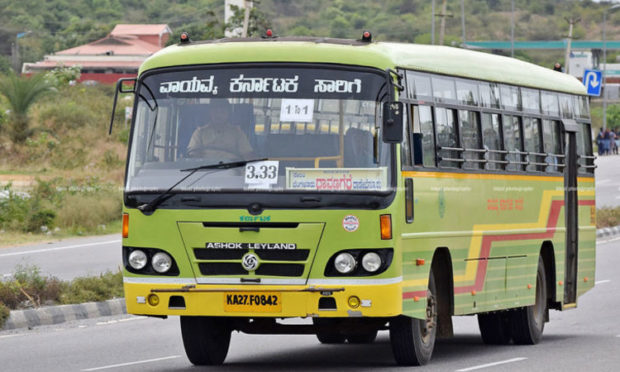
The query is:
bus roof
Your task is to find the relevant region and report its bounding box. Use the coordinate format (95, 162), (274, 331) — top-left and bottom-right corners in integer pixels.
(140, 37), (587, 95)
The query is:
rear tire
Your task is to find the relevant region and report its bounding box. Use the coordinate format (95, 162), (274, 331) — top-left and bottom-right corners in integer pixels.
(180, 316), (231, 365)
(510, 256), (547, 345)
(390, 271), (437, 366)
(478, 312), (512, 344)
(346, 330), (378, 344)
(313, 318), (346, 344)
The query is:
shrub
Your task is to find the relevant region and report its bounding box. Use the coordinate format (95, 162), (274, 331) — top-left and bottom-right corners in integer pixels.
(60, 271), (123, 304)
(56, 192), (121, 232)
(0, 265), (64, 309)
(0, 302), (9, 328)
(597, 207), (620, 228)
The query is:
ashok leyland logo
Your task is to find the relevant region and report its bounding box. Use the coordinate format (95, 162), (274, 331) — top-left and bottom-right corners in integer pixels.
(242, 253), (259, 271)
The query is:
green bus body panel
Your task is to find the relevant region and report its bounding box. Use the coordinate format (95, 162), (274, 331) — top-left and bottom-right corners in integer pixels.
(139, 41), (586, 95)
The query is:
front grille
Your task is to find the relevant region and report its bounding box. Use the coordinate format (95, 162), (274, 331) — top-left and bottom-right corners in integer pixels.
(255, 263), (304, 277)
(194, 248), (248, 260)
(255, 249), (309, 261)
(199, 263), (246, 275)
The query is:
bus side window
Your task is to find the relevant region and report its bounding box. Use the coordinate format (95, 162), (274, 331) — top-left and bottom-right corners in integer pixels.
(435, 107), (459, 168)
(481, 113), (502, 170)
(402, 104), (412, 168)
(523, 117), (543, 172)
(503, 115), (523, 172)
(412, 105), (436, 167)
(459, 110), (482, 169)
(542, 119), (563, 173)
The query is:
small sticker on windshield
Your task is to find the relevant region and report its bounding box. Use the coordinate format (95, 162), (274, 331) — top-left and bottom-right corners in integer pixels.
(280, 99), (314, 123)
(245, 160), (279, 189)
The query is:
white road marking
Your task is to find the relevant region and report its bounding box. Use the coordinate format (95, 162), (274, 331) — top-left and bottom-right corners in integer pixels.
(81, 355), (181, 371)
(0, 240), (121, 258)
(597, 179), (611, 184)
(598, 235), (620, 245)
(456, 357), (527, 372)
(0, 334), (24, 340)
(96, 316), (146, 326)
(596, 280), (611, 285)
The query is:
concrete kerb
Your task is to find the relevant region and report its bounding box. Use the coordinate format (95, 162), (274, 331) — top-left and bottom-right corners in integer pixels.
(2, 298), (126, 331)
(597, 225), (620, 239)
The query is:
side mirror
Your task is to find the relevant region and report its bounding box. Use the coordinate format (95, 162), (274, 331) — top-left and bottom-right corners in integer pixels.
(109, 78), (137, 135)
(382, 101), (403, 143)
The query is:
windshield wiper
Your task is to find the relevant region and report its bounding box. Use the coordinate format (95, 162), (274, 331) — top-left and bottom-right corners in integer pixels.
(137, 158), (268, 214)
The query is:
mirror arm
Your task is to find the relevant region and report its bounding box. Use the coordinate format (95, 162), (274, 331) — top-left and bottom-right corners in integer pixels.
(108, 80), (121, 135)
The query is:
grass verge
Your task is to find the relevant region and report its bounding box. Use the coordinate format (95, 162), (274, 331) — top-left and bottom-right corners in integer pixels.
(0, 265), (123, 328)
(597, 207), (620, 229)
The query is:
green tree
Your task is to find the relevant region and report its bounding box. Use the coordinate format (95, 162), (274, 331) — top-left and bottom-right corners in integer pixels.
(0, 72), (55, 143)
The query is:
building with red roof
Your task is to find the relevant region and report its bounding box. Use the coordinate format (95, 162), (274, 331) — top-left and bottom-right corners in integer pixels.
(23, 24), (172, 84)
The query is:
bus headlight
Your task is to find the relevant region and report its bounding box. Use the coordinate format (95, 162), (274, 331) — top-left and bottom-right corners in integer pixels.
(362, 252), (382, 273)
(334, 252), (356, 274)
(152, 252), (173, 273)
(128, 250), (147, 270)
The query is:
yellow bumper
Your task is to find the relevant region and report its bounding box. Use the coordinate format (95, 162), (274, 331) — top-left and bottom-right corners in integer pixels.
(124, 281), (403, 318)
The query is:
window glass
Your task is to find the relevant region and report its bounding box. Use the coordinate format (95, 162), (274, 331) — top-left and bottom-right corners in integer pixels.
(521, 88), (540, 114)
(503, 115), (522, 171)
(402, 105), (412, 167)
(406, 71), (432, 101)
(578, 123), (594, 174)
(432, 76), (457, 104)
(456, 79), (479, 106)
(559, 94), (573, 118)
(459, 110), (482, 169)
(416, 105), (436, 167)
(482, 113), (502, 170)
(523, 117), (543, 171)
(542, 120), (563, 172)
(541, 92), (560, 117)
(575, 96), (590, 119)
(435, 107), (460, 167)
(500, 85), (521, 111)
(479, 82), (501, 108)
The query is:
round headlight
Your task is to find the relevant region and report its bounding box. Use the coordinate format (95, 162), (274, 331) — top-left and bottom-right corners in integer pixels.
(362, 252), (382, 273)
(152, 252), (172, 273)
(334, 252), (356, 274)
(128, 250), (147, 270)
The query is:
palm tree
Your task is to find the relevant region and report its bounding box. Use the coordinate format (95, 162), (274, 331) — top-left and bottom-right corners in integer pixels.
(0, 72), (54, 143)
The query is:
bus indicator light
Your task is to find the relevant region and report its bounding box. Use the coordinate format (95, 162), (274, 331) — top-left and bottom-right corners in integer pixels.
(348, 296), (361, 309)
(413, 296), (420, 302)
(361, 31), (372, 42)
(122, 213), (129, 238)
(416, 259), (425, 266)
(265, 29), (273, 37)
(380, 214), (392, 240)
(147, 294), (160, 306)
(527, 284), (532, 289)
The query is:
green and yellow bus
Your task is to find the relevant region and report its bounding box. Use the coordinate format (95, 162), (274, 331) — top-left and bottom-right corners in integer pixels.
(111, 31), (596, 366)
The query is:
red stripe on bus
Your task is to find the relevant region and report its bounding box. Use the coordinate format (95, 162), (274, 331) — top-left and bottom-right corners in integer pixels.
(403, 199), (595, 299)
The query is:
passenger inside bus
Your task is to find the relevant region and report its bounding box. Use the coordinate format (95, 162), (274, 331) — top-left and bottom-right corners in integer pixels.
(186, 99), (254, 160)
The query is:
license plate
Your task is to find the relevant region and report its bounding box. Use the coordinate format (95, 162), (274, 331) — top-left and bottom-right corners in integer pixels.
(223, 292), (282, 313)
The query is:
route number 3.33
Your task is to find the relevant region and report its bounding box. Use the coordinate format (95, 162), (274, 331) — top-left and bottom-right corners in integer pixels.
(244, 160), (279, 187)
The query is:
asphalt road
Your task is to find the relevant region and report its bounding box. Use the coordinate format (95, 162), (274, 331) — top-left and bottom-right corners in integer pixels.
(1, 235), (618, 371)
(595, 154), (620, 208)
(0, 234), (121, 281)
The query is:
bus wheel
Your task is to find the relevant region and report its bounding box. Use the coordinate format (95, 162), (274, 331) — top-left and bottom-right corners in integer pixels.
(180, 316), (231, 365)
(389, 271), (437, 366)
(346, 330), (378, 344)
(510, 256), (547, 345)
(313, 318), (346, 344)
(477, 312), (512, 344)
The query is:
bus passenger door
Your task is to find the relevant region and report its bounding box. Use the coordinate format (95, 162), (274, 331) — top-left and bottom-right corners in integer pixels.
(562, 119), (579, 306)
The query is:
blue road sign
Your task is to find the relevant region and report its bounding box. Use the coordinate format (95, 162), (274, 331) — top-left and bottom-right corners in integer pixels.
(583, 69), (602, 96)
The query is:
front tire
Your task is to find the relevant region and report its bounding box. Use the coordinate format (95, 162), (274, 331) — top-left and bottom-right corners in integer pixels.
(180, 316), (231, 365)
(510, 256), (547, 345)
(390, 271), (437, 366)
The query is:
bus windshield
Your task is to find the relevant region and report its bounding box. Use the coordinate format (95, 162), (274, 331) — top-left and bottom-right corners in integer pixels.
(126, 65), (391, 194)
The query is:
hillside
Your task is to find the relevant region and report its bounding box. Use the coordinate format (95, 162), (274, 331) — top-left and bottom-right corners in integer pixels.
(1, 0), (620, 72)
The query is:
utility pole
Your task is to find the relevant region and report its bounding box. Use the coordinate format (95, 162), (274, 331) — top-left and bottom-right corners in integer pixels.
(461, 0), (466, 45)
(242, 0), (251, 38)
(437, 0), (453, 45)
(510, 0), (515, 57)
(564, 17), (581, 75)
(431, 0), (435, 45)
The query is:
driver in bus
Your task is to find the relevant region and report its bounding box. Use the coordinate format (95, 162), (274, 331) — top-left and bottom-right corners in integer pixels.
(186, 99), (254, 160)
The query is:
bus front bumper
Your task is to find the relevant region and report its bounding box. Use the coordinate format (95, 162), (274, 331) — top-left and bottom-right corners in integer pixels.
(124, 280), (404, 318)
